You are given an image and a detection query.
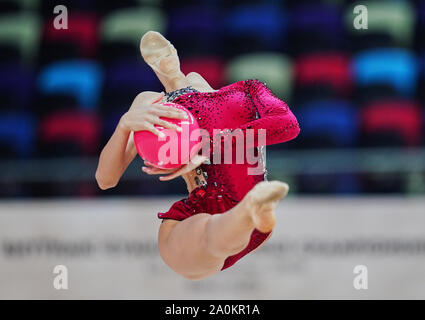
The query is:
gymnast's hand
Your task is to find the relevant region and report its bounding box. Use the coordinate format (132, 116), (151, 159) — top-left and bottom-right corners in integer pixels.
(119, 91), (188, 137)
(142, 153), (208, 181)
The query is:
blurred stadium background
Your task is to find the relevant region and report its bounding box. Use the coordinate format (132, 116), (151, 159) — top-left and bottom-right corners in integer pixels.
(0, 0), (425, 299)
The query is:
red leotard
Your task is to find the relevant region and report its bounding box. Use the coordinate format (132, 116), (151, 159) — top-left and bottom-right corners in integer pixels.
(158, 79), (300, 270)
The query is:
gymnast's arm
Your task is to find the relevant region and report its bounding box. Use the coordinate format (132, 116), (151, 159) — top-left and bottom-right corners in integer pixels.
(236, 79), (300, 147)
(95, 91), (186, 190)
(95, 121), (138, 190)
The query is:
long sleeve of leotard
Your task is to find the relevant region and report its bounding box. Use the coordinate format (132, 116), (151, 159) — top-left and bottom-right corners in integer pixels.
(236, 79), (300, 147)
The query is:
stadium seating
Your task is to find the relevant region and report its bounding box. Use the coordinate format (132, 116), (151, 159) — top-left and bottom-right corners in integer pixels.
(352, 48), (418, 97)
(167, 7), (220, 56)
(0, 12), (40, 64)
(221, 4), (287, 55)
(295, 53), (352, 96)
(345, 1), (415, 47)
(101, 7), (165, 48)
(180, 57), (226, 89)
(38, 110), (100, 157)
(360, 99), (423, 147)
(2, 0), (40, 11)
(101, 59), (160, 115)
(289, 3), (343, 38)
(0, 0), (424, 196)
(39, 0), (97, 17)
(43, 13), (99, 58)
(97, 1), (145, 15)
(37, 60), (103, 110)
(226, 53), (293, 98)
(420, 1), (425, 31)
(0, 111), (36, 158)
(103, 59), (158, 91)
(0, 64), (34, 109)
(102, 110), (123, 144)
(296, 100), (358, 148)
(0, 1), (20, 14)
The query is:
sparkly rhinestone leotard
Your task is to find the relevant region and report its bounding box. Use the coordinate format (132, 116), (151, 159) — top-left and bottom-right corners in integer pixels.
(158, 79), (300, 270)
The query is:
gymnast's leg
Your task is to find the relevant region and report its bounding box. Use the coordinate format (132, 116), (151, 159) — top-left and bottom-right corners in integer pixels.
(158, 180), (289, 280)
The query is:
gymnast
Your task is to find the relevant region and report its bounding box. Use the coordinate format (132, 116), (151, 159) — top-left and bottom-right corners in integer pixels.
(96, 31), (300, 280)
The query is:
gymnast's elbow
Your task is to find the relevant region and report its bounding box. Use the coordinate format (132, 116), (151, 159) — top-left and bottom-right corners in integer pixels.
(291, 121), (301, 140)
(284, 110), (301, 141)
(95, 170), (118, 190)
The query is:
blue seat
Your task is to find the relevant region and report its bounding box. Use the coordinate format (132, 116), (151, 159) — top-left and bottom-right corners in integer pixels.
(0, 111), (35, 157)
(104, 59), (158, 91)
(0, 63), (33, 109)
(289, 3), (343, 40)
(101, 59), (160, 113)
(352, 48), (418, 97)
(422, 52), (425, 78)
(222, 4), (287, 50)
(167, 7), (219, 41)
(37, 60), (103, 110)
(297, 100), (358, 147)
(296, 99), (361, 194)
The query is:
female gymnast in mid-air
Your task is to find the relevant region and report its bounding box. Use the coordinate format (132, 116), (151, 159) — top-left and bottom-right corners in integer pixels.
(96, 31), (300, 280)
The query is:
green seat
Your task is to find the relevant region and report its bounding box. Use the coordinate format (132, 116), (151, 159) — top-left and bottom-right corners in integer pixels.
(0, 13), (40, 63)
(345, 1), (415, 46)
(226, 53), (293, 99)
(101, 7), (166, 47)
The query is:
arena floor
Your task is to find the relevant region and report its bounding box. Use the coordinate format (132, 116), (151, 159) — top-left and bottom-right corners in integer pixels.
(1, 196), (425, 299)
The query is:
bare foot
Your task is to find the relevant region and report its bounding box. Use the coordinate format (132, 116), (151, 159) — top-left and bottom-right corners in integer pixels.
(245, 181), (289, 233)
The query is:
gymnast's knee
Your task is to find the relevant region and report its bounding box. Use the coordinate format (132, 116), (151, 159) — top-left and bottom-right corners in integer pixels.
(180, 272), (209, 281)
(177, 265), (223, 281)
